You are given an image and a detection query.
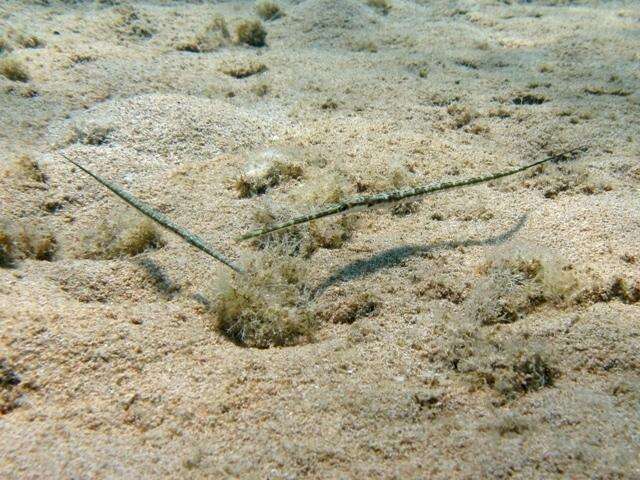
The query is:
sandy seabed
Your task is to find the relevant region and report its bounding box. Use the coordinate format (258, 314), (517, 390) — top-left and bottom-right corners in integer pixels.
(1, 0), (639, 478)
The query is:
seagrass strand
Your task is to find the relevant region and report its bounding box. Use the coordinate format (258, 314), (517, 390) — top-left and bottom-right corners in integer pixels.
(61, 153), (245, 274)
(237, 147), (586, 241)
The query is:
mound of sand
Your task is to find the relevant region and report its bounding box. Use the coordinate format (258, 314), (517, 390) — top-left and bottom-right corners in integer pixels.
(289, 0), (378, 46)
(56, 93), (284, 161)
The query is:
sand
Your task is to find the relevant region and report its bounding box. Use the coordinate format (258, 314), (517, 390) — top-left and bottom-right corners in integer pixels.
(1, 0), (639, 478)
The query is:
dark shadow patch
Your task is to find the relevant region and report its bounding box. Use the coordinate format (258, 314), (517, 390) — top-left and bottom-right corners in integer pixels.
(316, 215), (527, 293)
(192, 292), (211, 307)
(456, 59), (479, 70)
(1, 359), (22, 415)
(136, 258), (181, 299)
(512, 94), (546, 105)
(0, 360), (20, 389)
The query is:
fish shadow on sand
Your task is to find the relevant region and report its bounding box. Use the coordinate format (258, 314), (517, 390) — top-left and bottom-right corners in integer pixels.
(136, 257), (181, 299)
(315, 213), (528, 293)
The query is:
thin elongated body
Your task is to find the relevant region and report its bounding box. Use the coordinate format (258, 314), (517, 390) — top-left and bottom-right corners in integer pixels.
(61, 153), (245, 273)
(237, 147), (586, 241)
